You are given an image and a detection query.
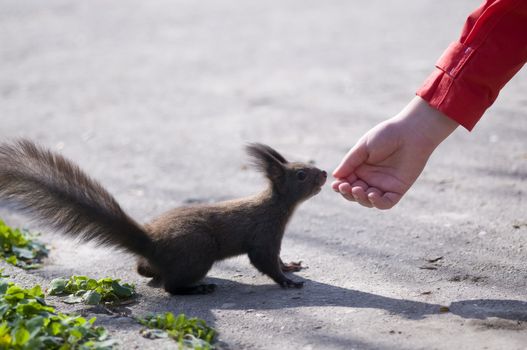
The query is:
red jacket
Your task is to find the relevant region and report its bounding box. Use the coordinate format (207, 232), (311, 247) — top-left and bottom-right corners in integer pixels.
(417, 0), (527, 130)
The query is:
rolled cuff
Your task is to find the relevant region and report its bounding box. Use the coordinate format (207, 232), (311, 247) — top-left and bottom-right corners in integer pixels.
(416, 42), (491, 131)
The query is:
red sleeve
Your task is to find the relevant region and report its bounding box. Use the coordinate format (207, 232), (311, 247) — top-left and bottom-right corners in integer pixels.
(416, 0), (527, 130)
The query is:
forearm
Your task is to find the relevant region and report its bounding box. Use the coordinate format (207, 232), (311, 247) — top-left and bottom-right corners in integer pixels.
(417, 0), (527, 130)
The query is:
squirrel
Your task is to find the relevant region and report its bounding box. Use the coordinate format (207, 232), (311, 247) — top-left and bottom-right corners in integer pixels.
(0, 140), (326, 295)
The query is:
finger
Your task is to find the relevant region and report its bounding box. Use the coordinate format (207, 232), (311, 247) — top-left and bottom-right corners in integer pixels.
(337, 182), (356, 202)
(333, 142), (368, 179)
(331, 180), (345, 192)
(365, 187), (383, 205)
(341, 193), (356, 202)
(368, 191), (402, 210)
(332, 172), (358, 186)
(337, 182), (353, 196)
(350, 179), (368, 191)
(351, 185), (373, 208)
(350, 179), (370, 206)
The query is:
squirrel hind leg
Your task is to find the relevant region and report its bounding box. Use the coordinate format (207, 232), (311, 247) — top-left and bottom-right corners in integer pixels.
(137, 258), (213, 294)
(137, 258), (161, 279)
(161, 257), (215, 295)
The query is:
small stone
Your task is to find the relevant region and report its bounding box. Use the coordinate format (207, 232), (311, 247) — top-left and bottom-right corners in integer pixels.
(439, 306), (450, 313)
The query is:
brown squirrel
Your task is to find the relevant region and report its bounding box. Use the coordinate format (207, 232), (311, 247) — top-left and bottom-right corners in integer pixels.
(0, 140), (326, 294)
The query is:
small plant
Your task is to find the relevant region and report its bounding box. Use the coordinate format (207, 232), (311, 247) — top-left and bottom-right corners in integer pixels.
(0, 219), (48, 270)
(0, 276), (116, 349)
(48, 276), (136, 306)
(138, 312), (216, 349)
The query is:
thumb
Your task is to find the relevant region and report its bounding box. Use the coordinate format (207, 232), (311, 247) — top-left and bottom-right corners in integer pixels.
(332, 141), (368, 179)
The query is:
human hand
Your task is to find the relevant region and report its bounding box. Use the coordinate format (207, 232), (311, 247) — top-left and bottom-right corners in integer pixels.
(332, 97), (459, 209)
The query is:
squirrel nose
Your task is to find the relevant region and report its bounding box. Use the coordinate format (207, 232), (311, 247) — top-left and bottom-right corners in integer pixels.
(321, 171), (327, 178)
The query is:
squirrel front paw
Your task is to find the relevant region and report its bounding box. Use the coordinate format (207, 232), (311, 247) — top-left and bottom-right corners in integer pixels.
(280, 260), (304, 272)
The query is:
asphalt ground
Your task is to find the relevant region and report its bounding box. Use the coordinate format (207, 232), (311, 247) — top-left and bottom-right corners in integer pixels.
(1, 0), (526, 349)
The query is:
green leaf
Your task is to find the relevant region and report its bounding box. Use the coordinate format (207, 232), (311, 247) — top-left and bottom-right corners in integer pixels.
(86, 279), (98, 290)
(141, 329), (168, 339)
(88, 338), (120, 349)
(13, 326), (30, 345)
(24, 336), (44, 349)
(83, 291), (102, 305)
(5, 255), (17, 266)
(69, 327), (83, 339)
(50, 321), (63, 336)
(0, 221), (48, 270)
(27, 285), (44, 298)
(0, 273), (117, 348)
(98, 278), (113, 284)
(138, 312), (216, 348)
(26, 316), (45, 336)
(21, 262), (43, 270)
(11, 246), (35, 259)
(49, 275), (135, 306)
(111, 281), (133, 298)
(48, 278), (67, 295)
(0, 279), (9, 295)
(64, 295), (84, 304)
(165, 312), (175, 327)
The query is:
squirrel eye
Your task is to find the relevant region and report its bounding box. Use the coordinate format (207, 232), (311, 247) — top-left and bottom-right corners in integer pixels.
(296, 170), (307, 181)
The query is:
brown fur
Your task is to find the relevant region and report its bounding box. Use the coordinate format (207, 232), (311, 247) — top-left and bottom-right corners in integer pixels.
(0, 140), (326, 294)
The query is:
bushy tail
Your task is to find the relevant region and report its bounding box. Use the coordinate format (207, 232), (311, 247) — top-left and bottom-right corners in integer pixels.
(0, 139), (153, 257)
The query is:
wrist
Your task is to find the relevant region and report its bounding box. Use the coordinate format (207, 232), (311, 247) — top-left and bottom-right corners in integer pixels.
(395, 96), (459, 150)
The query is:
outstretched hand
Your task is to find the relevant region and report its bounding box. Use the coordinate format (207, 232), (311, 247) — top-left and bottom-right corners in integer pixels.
(332, 97), (459, 209)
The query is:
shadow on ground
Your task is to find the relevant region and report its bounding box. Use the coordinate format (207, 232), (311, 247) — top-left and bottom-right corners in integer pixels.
(139, 277), (527, 323)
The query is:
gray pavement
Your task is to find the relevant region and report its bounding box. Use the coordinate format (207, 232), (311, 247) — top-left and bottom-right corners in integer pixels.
(1, 0), (526, 349)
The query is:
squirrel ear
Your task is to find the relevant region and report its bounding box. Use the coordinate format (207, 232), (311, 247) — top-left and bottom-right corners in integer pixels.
(246, 143), (286, 181)
(256, 144), (288, 164)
